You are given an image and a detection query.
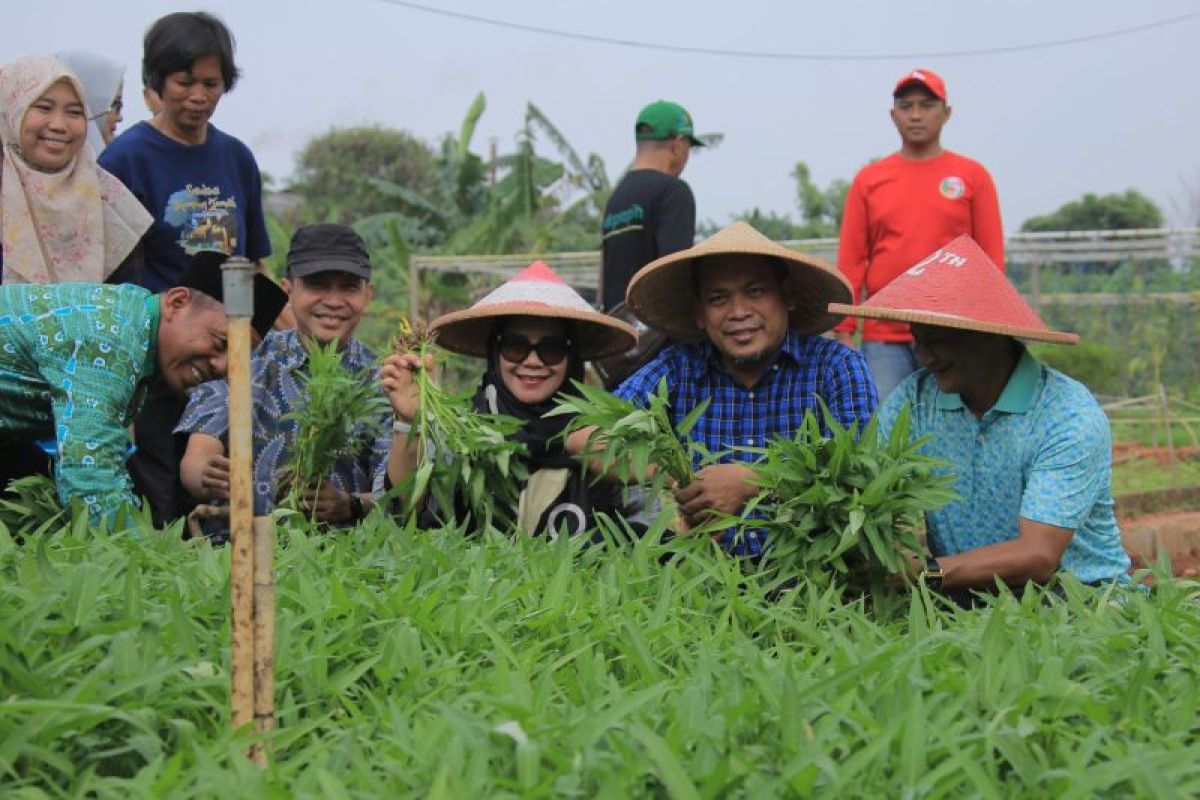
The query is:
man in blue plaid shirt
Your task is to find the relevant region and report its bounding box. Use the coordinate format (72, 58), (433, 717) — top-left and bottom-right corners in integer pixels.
(574, 221), (877, 555)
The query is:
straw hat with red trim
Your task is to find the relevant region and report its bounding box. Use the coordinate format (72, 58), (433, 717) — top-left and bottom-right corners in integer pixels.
(429, 260), (637, 360)
(625, 221), (853, 340)
(828, 234), (1078, 345)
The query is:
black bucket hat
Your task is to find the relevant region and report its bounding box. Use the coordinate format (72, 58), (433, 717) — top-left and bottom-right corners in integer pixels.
(176, 252), (290, 339)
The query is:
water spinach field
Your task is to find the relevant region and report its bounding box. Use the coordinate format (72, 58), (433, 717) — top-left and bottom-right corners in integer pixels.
(2, 513), (1199, 797)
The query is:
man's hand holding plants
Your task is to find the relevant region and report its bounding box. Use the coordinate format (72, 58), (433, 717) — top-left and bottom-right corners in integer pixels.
(675, 462), (757, 528)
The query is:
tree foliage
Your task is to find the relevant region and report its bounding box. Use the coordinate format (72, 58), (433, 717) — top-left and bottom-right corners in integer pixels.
(705, 160), (849, 239)
(291, 126), (444, 226)
(1021, 190), (1164, 232)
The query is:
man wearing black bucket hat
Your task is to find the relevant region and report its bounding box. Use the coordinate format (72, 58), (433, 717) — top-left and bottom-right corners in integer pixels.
(0, 257), (286, 523)
(176, 223), (391, 534)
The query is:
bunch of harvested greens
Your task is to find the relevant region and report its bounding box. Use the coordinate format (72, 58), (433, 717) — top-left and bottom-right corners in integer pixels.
(741, 403), (956, 588)
(392, 318), (529, 532)
(550, 378), (709, 490)
(278, 338), (389, 514)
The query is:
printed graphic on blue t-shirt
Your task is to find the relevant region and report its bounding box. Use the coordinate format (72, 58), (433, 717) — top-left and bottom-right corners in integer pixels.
(163, 184), (241, 256)
(99, 122), (270, 292)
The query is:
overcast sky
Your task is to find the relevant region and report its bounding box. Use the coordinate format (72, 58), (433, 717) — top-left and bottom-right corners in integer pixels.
(7, 0), (1200, 232)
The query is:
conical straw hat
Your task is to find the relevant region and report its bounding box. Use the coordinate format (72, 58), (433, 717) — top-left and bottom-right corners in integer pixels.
(430, 260), (637, 360)
(828, 235), (1078, 345)
(625, 221), (852, 339)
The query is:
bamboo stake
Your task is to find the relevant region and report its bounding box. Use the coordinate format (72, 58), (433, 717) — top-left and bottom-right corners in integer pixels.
(222, 258), (256, 736)
(251, 515), (276, 766)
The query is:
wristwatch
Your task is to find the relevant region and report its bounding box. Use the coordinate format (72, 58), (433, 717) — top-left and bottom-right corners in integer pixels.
(921, 556), (946, 587)
(392, 417), (412, 434)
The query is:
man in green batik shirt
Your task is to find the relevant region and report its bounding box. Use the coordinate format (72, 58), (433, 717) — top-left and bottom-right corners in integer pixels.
(0, 263), (255, 522)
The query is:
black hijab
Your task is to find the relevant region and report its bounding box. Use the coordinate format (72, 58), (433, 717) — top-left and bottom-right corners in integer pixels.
(471, 319), (584, 471)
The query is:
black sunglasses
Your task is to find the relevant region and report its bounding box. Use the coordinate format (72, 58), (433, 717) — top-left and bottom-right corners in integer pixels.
(496, 333), (571, 366)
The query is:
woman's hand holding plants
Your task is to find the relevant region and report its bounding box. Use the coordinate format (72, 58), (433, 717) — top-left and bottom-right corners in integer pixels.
(381, 352), (433, 424)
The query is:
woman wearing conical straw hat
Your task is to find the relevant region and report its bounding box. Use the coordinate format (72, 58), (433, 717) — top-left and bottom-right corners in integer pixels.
(830, 234), (1130, 599)
(382, 261), (638, 538)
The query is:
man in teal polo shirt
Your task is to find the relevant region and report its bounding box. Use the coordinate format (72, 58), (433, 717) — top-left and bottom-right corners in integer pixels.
(830, 235), (1130, 592)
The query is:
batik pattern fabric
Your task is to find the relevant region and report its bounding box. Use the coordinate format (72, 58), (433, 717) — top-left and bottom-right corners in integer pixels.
(174, 378), (227, 439)
(0, 282), (157, 519)
(876, 350), (1130, 583)
(617, 331), (878, 555)
(179, 330), (389, 516)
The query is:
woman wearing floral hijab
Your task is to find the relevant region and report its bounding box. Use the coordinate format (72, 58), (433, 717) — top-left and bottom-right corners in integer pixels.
(0, 55), (150, 284)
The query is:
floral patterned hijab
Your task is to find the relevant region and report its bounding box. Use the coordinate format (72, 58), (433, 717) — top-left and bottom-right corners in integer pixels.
(0, 55), (150, 284)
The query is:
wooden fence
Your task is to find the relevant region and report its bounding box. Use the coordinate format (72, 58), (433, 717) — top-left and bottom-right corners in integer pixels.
(407, 227), (1200, 319)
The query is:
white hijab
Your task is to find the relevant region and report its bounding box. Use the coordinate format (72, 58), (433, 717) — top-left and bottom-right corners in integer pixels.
(0, 56), (151, 284)
(55, 50), (124, 157)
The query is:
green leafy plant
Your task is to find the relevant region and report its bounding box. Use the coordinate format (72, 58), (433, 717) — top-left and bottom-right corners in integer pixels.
(741, 404), (956, 589)
(393, 319), (529, 532)
(2, 501), (1196, 797)
(550, 378), (710, 488)
(0, 474), (67, 536)
(278, 338), (389, 513)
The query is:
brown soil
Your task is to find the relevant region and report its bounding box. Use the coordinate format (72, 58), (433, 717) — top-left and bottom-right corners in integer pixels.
(1120, 510), (1200, 579)
(1112, 442), (1200, 466)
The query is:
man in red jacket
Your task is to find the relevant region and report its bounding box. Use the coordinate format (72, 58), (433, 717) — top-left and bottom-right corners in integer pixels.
(835, 68), (1004, 398)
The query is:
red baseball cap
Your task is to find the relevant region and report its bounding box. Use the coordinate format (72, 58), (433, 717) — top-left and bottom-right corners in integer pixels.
(893, 68), (947, 102)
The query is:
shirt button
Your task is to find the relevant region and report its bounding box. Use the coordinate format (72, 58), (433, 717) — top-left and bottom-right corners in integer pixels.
(748, 391), (755, 399)
(746, 438), (755, 445)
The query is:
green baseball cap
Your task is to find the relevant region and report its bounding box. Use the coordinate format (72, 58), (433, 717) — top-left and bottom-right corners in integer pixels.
(635, 100), (704, 147)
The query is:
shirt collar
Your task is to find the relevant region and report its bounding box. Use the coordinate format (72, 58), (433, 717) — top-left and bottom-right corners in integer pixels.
(933, 347), (1041, 414)
(274, 329), (369, 371)
(697, 330), (804, 381)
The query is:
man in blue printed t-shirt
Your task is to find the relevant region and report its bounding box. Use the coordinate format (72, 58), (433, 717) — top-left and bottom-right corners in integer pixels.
(99, 12), (280, 525)
(99, 11), (270, 291)
(830, 234), (1131, 594)
(569, 221), (879, 556)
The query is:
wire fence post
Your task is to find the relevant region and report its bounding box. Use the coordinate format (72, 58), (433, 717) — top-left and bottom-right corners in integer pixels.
(1159, 384), (1178, 485)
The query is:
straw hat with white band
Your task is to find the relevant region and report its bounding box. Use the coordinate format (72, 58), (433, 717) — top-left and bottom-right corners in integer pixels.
(430, 260), (637, 360)
(828, 234), (1079, 345)
(625, 221), (853, 340)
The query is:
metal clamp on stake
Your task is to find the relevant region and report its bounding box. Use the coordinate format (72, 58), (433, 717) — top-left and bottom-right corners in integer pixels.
(221, 256), (255, 320)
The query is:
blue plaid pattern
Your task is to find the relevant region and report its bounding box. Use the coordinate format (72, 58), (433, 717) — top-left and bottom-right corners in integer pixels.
(616, 331), (878, 554)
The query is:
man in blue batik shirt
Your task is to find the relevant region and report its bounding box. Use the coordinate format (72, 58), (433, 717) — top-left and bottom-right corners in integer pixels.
(830, 234), (1130, 592)
(569, 221), (878, 556)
